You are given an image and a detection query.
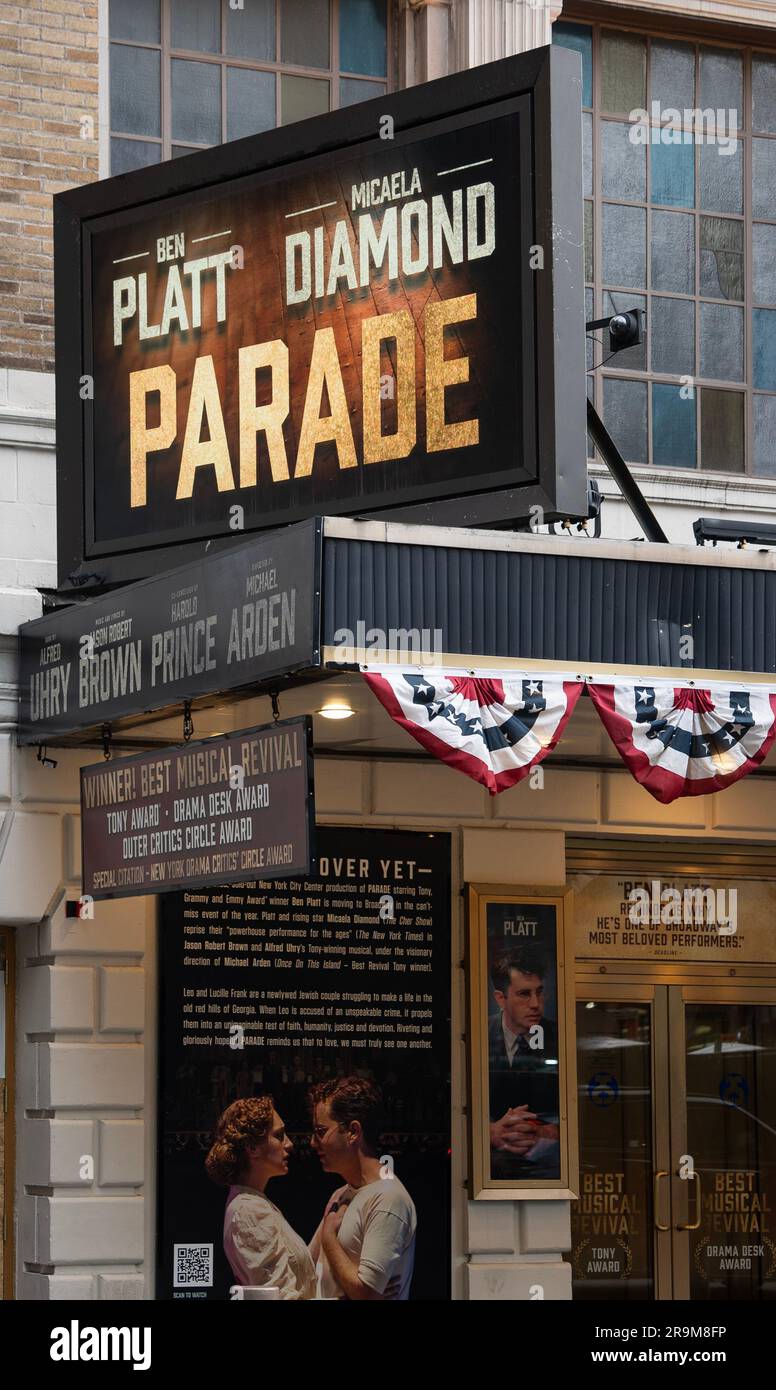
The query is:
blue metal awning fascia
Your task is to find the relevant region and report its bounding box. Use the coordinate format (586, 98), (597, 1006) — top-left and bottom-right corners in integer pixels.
(321, 519), (776, 677)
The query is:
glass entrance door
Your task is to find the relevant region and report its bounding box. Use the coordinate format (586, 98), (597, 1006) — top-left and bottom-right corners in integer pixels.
(671, 988), (776, 1300)
(571, 983), (672, 1299)
(571, 980), (776, 1301)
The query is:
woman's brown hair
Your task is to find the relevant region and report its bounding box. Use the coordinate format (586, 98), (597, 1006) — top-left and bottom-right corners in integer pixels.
(205, 1095), (274, 1187)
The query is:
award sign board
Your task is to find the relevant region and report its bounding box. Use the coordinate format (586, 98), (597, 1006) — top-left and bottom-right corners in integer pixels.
(18, 517), (320, 744)
(571, 874), (776, 964)
(156, 828), (451, 1300)
(80, 717), (314, 900)
(55, 47), (586, 587)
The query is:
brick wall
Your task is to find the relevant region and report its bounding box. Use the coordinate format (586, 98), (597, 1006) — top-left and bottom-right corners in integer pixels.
(0, 0), (99, 372)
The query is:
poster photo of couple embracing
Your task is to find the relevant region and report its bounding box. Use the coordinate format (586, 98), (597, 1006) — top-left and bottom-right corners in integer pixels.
(207, 1076), (416, 1301)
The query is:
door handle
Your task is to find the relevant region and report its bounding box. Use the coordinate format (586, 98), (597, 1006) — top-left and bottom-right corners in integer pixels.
(653, 1169), (670, 1230)
(676, 1171), (702, 1230)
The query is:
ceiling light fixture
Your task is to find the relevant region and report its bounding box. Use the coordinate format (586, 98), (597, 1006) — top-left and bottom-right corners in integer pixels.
(318, 701), (355, 720)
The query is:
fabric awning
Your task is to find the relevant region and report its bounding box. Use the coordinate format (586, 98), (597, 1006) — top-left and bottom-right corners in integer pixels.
(362, 669), (776, 804)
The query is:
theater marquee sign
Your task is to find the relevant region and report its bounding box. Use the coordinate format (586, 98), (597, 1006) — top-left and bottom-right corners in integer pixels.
(55, 47), (585, 585)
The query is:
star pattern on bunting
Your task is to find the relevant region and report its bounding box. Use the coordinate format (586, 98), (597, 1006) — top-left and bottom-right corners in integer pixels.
(361, 671), (776, 803)
(362, 671), (583, 794)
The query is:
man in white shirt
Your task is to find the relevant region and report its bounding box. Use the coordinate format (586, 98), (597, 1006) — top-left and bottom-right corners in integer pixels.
(308, 1076), (416, 1300)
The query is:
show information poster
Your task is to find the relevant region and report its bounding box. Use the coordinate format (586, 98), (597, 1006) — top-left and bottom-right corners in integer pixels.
(81, 717), (313, 900)
(486, 902), (561, 1184)
(156, 828), (451, 1301)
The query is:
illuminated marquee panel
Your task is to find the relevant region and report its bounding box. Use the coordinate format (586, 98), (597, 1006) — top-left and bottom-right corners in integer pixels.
(55, 47), (585, 587)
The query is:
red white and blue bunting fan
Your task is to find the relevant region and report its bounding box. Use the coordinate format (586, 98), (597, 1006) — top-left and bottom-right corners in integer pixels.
(362, 670), (584, 795)
(587, 681), (776, 804)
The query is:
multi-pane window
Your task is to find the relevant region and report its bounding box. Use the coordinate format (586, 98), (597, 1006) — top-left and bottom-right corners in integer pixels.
(109, 0), (391, 174)
(554, 19), (776, 477)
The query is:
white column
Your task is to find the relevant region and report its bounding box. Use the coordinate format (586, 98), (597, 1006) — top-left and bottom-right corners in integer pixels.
(398, 0), (452, 87)
(451, 0), (562, 71)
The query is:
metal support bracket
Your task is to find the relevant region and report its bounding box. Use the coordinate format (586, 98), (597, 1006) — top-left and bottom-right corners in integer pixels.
(586, 398), (668, 544)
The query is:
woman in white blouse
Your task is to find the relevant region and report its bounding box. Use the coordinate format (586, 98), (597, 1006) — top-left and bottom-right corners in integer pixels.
(205, 1095), (317, 1300)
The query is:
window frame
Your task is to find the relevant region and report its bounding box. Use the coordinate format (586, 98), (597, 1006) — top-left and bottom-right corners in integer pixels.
(108, 0), (395, 162)
(558, 11), (776, 479)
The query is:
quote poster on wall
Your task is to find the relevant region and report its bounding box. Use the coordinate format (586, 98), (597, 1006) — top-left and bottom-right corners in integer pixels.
(157, 827), (451, 1301)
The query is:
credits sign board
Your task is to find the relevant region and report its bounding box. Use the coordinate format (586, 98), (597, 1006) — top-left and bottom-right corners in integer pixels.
(18, 517), (320, 743)
(80, 717), (314, 900)
(55, 48), (586, 586)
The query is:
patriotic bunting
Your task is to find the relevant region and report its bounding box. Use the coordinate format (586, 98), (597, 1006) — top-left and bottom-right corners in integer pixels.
(587, 680), (776, 804)
(362, 670), (776, 803)
(362, 670), (583, 795)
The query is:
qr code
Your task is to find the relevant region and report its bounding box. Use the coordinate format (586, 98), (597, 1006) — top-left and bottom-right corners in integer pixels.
(174, 1243), (213, 1288)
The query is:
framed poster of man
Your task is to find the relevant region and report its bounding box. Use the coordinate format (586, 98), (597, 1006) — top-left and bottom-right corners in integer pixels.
(467, 887), (578, 1200)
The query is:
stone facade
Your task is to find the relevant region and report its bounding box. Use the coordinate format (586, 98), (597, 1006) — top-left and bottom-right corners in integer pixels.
(0, 743), (152, 1298)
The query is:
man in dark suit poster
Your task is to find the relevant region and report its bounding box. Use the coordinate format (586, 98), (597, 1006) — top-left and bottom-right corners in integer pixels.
(488, 946), (561, 1181)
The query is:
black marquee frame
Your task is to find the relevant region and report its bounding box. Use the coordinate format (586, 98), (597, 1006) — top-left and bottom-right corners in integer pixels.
(54, 45), (586, 590)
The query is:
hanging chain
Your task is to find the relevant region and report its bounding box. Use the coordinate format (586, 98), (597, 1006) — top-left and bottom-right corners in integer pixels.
(102, 723), (112, 761)
(271, 690), (280, 724)
(183, 700), (194, 743)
